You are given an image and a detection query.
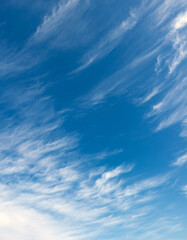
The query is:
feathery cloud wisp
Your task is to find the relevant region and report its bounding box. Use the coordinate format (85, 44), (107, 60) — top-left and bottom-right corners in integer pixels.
(173, 153), (187, 167)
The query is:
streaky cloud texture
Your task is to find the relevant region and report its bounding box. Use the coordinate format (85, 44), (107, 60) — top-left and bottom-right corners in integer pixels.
(0, 0), (187, 240)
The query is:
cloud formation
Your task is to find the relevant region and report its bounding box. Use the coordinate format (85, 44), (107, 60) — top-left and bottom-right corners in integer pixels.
(0, 1), (187, 239)
(173, 153), (187, 167)
(0, 80), (179, 240)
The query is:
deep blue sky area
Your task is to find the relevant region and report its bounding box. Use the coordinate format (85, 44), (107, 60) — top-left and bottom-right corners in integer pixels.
(0, 1), (187, 240)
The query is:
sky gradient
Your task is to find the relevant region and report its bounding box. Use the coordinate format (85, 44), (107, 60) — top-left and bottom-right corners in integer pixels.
(0, 1), (187, 240)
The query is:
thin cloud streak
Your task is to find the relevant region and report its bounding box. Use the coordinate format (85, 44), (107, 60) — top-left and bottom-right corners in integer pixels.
(78, 46), (160, 108)
(73, 11), (138, 73)
(73, 0), (161, 73)
(0, 1), (187, 239)
(0, 79), (179, 240)
(173, 153), (187, 167)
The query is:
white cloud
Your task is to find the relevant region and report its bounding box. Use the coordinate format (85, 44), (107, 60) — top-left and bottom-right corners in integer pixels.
(153, 0), (187, 27)
(182, 185), (187, 195)
(96, 164), (134, 188)
(169, 47), (187, 74)
(0, 78), (181, 240)
(124, 175), (169, 197)
(0, 81), (175, 239)
(148, 76), (187, 132)
(77, 1), (187, 139)
(0, 1), (186, 239)
(32, 0), (81, 45)
(74, 11), (138, 72)
(0, 201), (65, 240)
(137, 3), (187, 137)
(0, 45), (40, 77)
(74, 0), (162, 73)
(173, 153), (187, 166)
(180, 118), (187, 137)
(79, 46), (160, 108)
(172, 10), (187, 31)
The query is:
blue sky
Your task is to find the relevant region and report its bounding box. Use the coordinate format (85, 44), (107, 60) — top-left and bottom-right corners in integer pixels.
(0, 0), (187, 239)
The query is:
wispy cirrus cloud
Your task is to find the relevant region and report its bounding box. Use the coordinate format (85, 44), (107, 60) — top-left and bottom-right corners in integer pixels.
(1, 1), (187, 239)
(148, 76), (187, 131)
(0, 0), (141, 78)
(30, 0), (87, 49)
(78, 67), (129, 107)
(73, 0), (162, 73)
(123, 175), (170, 197)
(167, 10), (187, 74)
(172, 153), (187, 167)
(73, 11), (138, 73)
(172, 10), (187, 31)
(0, 77), (180, 240)
(152, 0), (187, 27)
(78, 45), (160, 108)
(0, 44), (40, 78)
(141, 4), (187, 137)
(182, 185), (187, 196)
(0, 0), (89, 77)
(78, 1), (187, 138)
